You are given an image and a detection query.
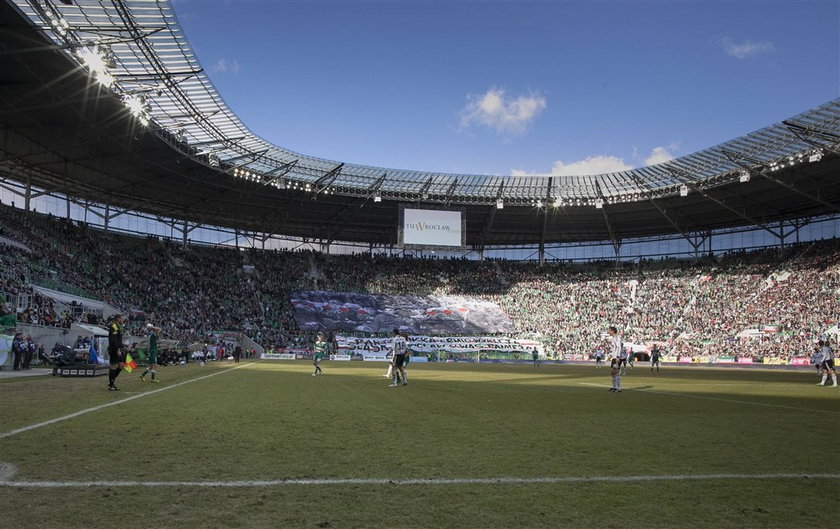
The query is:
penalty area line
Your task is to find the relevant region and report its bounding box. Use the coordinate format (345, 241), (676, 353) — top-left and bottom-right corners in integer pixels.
(579, 382), (840, 415)
(0, 362), (258, 440)
(0, 473), (838, 488)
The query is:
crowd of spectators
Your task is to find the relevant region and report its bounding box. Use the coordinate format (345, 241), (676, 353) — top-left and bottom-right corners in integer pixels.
(1, 204), (837, 361)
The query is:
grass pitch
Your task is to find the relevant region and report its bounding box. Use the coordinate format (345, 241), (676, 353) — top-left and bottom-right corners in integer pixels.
(1, 360), (837, 528)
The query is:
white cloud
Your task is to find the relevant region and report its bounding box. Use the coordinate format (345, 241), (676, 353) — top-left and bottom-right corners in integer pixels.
(719, 38), (775, 59)
(212, 58), (241, 74)
(644, 144), (678, 166)
(512, 155), (631, 177)
(460, 88), (547, 135)
(512, 145), (679, 177)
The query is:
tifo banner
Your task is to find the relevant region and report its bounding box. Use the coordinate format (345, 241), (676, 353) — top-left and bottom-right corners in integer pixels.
(336, 334), (542, 359)
(789, 358), (811, 366)
(291, 291), (516, 334)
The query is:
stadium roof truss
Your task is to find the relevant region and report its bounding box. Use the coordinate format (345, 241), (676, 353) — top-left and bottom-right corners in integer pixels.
(1, 0), (839, 247)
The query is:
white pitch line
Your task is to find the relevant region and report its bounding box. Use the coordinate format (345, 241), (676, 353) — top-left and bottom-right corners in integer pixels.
(0, 362), (257, 440)
(579, 382), (840, 414)
(0, 473), (837, 488)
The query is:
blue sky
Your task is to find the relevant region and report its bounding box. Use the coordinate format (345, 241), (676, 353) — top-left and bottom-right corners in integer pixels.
(171, 0), (839, 177)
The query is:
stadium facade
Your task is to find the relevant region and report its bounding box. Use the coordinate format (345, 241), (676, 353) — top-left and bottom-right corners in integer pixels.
(1, 0), (838, 262)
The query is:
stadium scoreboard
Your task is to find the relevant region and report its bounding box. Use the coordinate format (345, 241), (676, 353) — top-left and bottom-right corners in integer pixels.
(399, 207), (465, 248)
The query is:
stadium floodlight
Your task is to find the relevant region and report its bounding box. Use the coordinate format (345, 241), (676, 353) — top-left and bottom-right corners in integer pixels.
(496, 199), (504, 209)
(374, 193), (382, 203)
(679, 184), (689, 197)
(77, 47), (104, 71)
(536, 199), (543, 208)
(552, 197), (562, 208)
(95, 70), (115, 88)
(739, 169), (750, 183)
(595, 198), (604, 209)
(123, 94), (146, 117)
(809, 150), (823, 163)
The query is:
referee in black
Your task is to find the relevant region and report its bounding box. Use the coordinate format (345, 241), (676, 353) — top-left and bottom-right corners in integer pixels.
(107, 314), (125, 391)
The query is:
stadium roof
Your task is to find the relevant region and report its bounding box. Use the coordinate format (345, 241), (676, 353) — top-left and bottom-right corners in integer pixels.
(1, 0), (839, 248)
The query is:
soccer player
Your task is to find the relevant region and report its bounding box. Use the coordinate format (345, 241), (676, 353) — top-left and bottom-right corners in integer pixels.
(383, 349), (394, 379)
(608, 326), (622, 364)
(389, 328), (408, 387)
(107, 314), (125, 391)
(609, 358), (621, 393)
(312, 333), (326, 376)
(620, 347), (630, 375)
(650, 344), (662, 373)
(532, 347), (540, 367)
(811, 346), (824, 382)
(594, 347), (604, 368)
(817, 340), (837, 387)
(139, 323), (160, 383)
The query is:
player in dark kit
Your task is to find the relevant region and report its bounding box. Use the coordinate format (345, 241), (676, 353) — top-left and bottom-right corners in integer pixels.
(107, 314), (125, 391)
(650, 345), (662, 373)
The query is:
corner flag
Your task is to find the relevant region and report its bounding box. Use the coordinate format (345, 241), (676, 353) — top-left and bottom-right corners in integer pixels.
(124, 353), (137, 373)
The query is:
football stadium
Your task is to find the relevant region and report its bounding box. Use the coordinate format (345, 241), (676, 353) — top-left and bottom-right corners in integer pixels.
(1, 1), (838, 528)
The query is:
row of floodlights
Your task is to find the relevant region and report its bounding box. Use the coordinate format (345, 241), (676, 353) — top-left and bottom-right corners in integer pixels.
(232, 167), (282, 189)
(231, 168), (347, 194)
(74, 42), (153, 127)
(226, 146), (825, 206)
(76, 45), (116, 88)
(46, 9), (115, 90)
(504, 194), (660, 210)
(44, 7), (71, 37)
(768, 150), (823, 172)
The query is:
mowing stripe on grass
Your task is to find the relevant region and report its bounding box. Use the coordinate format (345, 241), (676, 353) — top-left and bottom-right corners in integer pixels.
(0, 473), (837, 488)
(0, 362), (257, 440)
(579, 382), (840, 414)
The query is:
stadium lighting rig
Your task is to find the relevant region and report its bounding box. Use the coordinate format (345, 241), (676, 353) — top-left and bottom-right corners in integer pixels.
(679, 184), (689, 197)
(122, 94), (151, 126)
(43, 7), (70, 37)
(767, 151), (820, 172)
(76, 44), (116, 88)
(739, 169), (751, 183)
